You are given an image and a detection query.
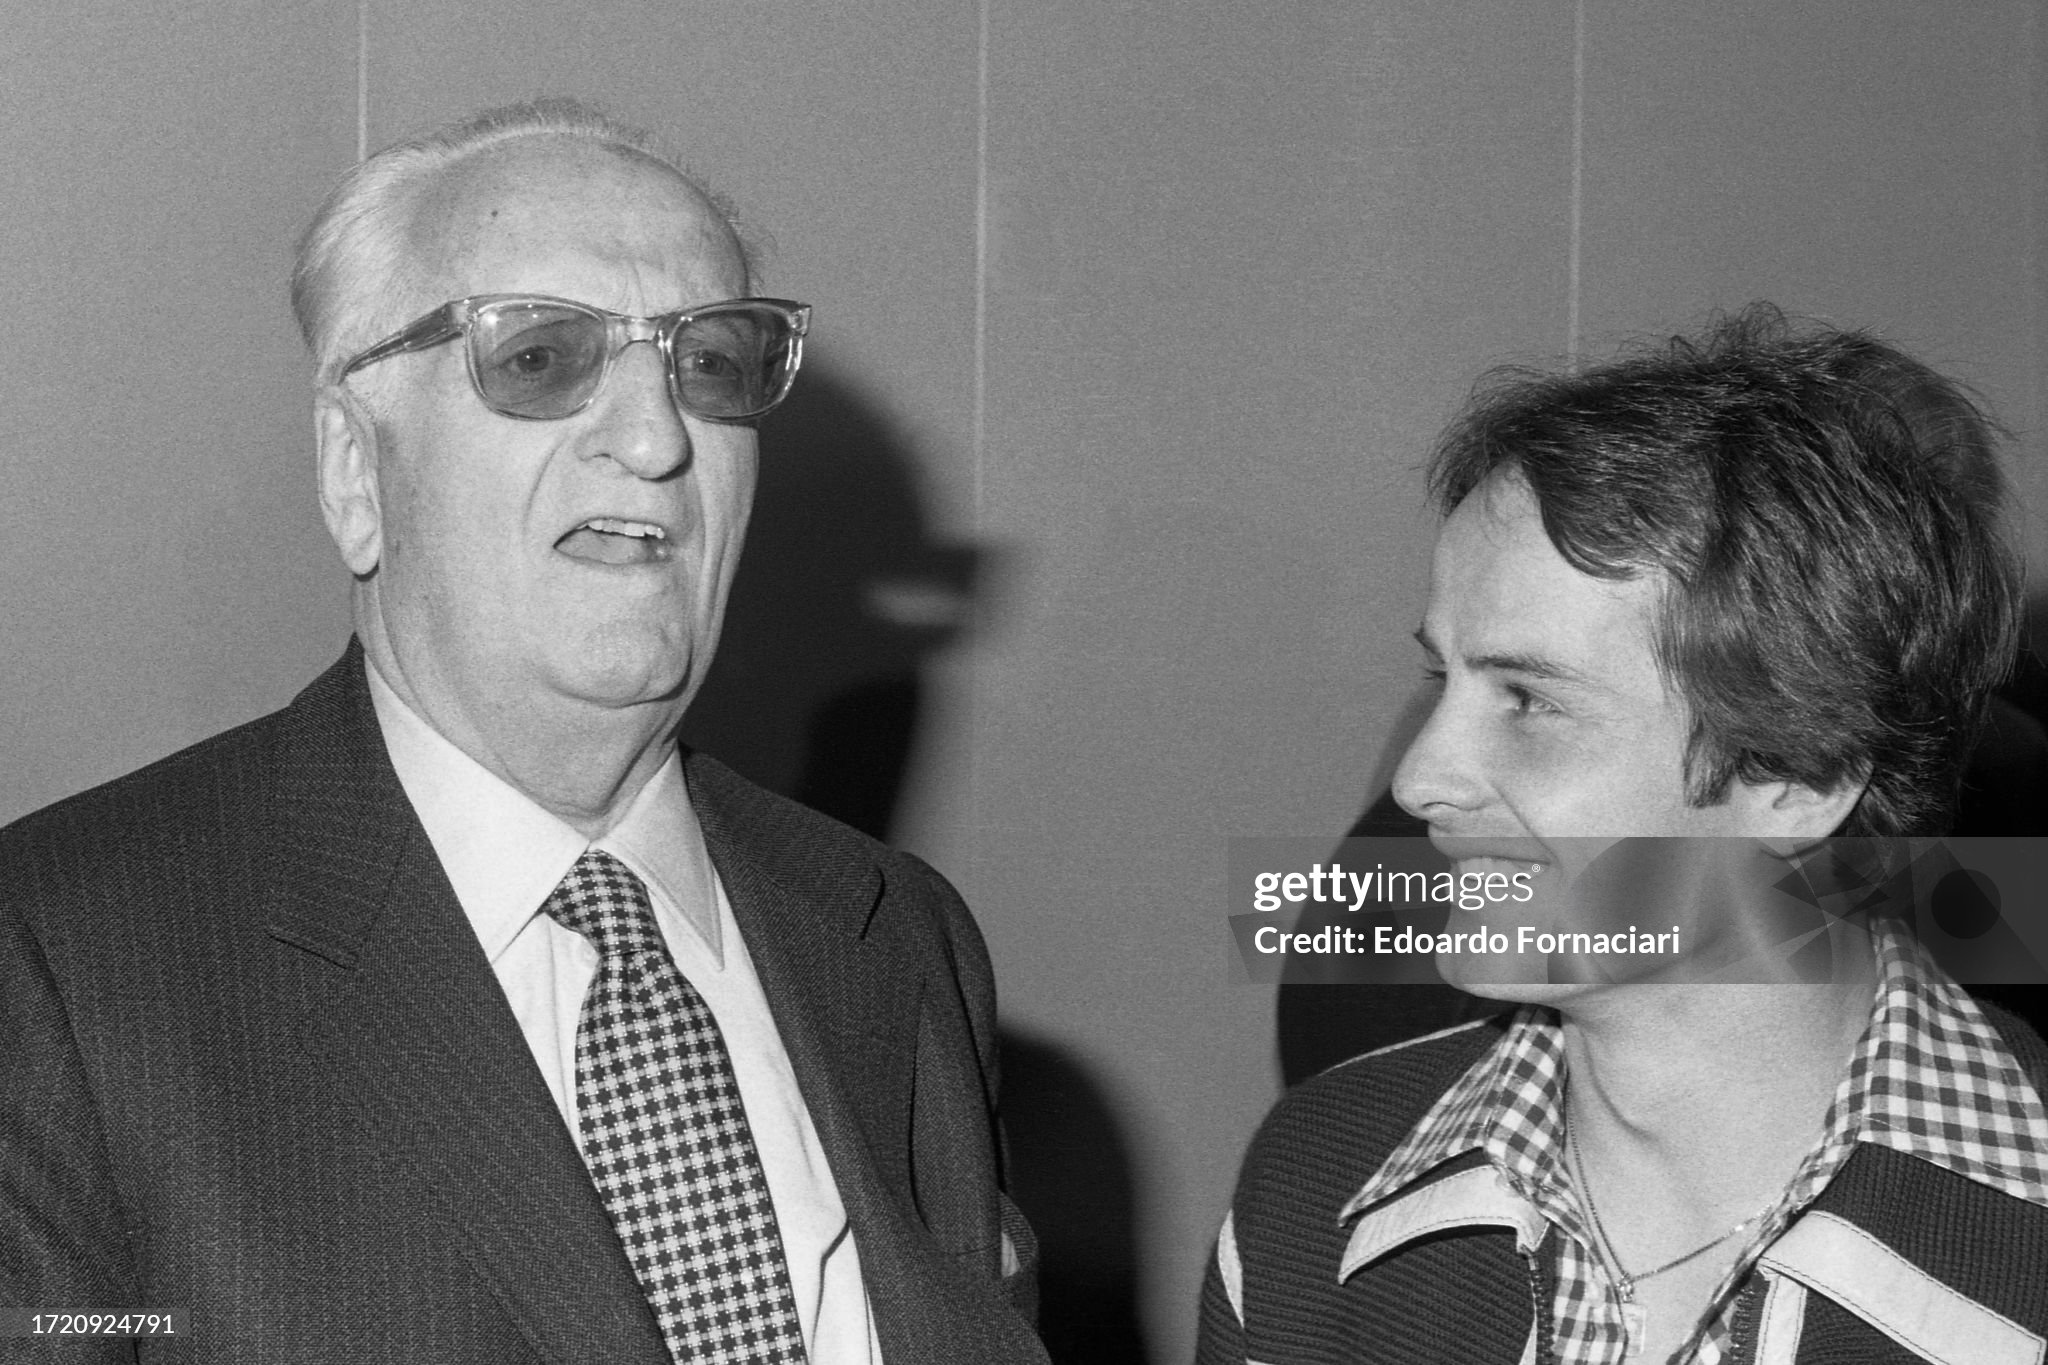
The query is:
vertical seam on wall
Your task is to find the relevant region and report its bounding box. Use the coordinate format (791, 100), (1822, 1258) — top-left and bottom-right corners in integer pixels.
(2027, 0), (2043, 516)
(1567, 0), (1585, 367)
(970, 0), (990, 874)
(355, 0), (369, 161)
(974, 0), (990, 515)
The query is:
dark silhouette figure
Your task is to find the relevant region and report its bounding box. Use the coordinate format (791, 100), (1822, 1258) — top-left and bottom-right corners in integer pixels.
(682, 365), (976, 828)
(1001, 1034), (1153, 1365)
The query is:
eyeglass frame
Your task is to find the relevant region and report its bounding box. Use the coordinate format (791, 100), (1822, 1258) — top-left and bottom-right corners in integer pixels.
(335, 293), (813, 423)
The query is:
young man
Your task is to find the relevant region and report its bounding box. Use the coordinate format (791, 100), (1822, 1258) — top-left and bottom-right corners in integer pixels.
(1202, 308), (2048, 1364)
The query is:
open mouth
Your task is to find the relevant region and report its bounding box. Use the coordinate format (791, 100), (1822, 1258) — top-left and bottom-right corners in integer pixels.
(555, 517), (672, 565)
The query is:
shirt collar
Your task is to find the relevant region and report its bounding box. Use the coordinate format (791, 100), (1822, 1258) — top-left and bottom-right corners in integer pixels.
(601, 753), (724, 964)
(1340, 1004), (1575, 1227)
(1813, 916), (2048, 1205)
(365, 658), (723, 965)
(1344, 918), (2048, 1227)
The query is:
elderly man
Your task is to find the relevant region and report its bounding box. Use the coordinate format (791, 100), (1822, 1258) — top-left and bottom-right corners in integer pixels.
(2, 101), (1043, 1365)
(1202, 309), (2048, 1363)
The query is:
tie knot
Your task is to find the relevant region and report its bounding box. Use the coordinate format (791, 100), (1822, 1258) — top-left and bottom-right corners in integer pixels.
(542, 849), (662, 961)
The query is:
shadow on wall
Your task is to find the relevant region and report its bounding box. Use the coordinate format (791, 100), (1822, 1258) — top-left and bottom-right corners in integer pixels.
(1001, 1032), (1154, 1365)
(681, 363), (977, 829)
(680, 365), (1153, 1362)
(1273, 683), (1489, 1086)
(1275, 790), (1491, 1088)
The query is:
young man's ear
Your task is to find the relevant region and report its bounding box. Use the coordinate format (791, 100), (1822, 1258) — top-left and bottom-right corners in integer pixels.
(1759, 766), (1869, 848)
(316, 386), (383, 577)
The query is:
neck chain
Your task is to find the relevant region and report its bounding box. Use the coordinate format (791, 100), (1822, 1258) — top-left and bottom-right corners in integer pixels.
(1564, 1115), (1763, 1355)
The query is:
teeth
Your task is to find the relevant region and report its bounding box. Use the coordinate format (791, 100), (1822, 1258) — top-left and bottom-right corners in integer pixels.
(582, 517), (665, 539)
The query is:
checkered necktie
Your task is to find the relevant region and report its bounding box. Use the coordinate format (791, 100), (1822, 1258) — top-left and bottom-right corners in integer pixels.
(543, 850), (806, 1364)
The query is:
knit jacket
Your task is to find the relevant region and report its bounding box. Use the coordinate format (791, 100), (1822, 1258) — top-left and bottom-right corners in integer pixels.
(1198, 1005), (2048, 1365)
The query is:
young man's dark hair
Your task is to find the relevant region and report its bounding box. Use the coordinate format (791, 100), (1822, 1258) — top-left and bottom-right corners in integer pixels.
(1428, 303), (2021, 836)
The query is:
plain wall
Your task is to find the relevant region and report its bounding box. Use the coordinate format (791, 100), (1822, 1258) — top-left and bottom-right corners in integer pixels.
(5, 5), (2043, 1361)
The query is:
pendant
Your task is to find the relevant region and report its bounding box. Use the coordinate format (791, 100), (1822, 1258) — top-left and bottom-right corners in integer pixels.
(1621, 1301), (1647, 1358)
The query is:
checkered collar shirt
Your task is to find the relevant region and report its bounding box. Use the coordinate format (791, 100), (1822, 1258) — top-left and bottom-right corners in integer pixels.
(1339, 919), (2048, 1364)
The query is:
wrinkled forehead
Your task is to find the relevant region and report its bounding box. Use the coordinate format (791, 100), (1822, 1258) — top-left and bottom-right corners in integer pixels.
(403, 136), (745, 309)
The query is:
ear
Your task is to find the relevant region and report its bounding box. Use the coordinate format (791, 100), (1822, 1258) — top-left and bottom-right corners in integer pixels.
(1754, 767), (1869, 845)
(316, 385), (383, 577)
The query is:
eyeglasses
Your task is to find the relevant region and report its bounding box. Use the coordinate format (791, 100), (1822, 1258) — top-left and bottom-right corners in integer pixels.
(338, 294), (811, 422)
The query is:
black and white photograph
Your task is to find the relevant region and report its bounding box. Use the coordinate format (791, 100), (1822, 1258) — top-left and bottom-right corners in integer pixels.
(3, 4), (2045, 1363)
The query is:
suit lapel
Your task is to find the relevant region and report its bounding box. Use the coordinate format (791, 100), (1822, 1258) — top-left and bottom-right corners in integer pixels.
(263, 651), (669, 1365)
(687, 753), (923, 1211)
(691, 754), (1058, 1365)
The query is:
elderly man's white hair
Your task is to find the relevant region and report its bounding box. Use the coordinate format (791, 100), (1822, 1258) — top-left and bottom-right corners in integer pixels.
(291, 97), (758, 385)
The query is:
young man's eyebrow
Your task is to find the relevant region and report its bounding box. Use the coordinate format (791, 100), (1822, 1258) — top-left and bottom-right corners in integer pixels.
(1413, 626), (1598, 688)
(1468, 650), (1591, 685)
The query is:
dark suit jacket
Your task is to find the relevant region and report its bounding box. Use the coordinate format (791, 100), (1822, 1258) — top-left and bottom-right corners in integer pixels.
(1, 647), (1047, 1363)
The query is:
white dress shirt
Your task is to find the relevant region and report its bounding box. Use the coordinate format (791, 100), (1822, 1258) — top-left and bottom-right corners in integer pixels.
(367, 663), (882, 1364)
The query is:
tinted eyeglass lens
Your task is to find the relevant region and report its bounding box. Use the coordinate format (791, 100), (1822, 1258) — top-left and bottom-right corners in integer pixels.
(465, 299), (798, 420)
(472, 301), (610, 418)
(668, 307), (798, 420)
